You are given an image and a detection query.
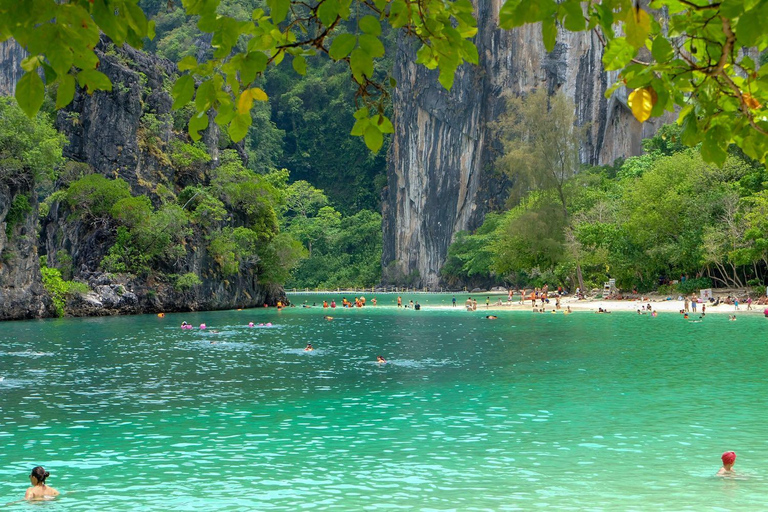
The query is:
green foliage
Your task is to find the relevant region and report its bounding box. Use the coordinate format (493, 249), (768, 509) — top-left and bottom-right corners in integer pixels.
(175, 272), (202, 290)
(40, 259), (89, 317)
(170, 140), (211, 171)
(0, 98), (65, 184)
(449, 123), (768, 292)
(65, 174), (133, 220)
(285, 207), (381, 288)
(677, 277), (712, 295)
(208, 226), (261, 276)
(440, 214), (503, 287)
(5, 194), (32, 238)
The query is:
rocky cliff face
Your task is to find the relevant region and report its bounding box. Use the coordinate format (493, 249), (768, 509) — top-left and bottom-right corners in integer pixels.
(0, 38), (284, 319)
(383, 8), (672, 289)
(0, 40), (26, 97)
(0, 185), (51, 319)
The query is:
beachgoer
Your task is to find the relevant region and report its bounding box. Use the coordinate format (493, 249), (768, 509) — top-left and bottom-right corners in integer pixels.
(372, 298), (377, 306)
(472, 299), (477, 311)
(452, 296), (456, 307)
(684, 296), (690, 312)
(324, 315), (333, 321)
(305, 343), (314, 351)
(734, 298), (739, 310)
(717, 451), (736, 476)
(330, 300), (336, 308)
(747, 297), (753, 310)
(377, 355), (386, 363)
(486, 296), (490, 308)
(323, 301), (328, 308)
(566, 306), (572, 314)
(486, 315), (497, 319)
(25, 466), (59, 500)
(414, 301), (421, 310)
(397, 296), (402, 308)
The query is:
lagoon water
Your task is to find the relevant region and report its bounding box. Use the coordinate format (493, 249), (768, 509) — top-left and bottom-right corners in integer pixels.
(1, 293), (767, 510)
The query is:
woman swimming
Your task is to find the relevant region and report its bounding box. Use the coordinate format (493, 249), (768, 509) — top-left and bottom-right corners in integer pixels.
(25, 466), (59, 500)
(377, 355), (386, 363)
(305, 343), (314, 351)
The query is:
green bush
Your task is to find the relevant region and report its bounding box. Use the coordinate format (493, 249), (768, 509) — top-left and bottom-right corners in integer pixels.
(677, 277), (712, 295)
(175, 272), (202, 290)
(5, 194), (32, 237)
(66, 174), (132, 220)
(40, 260), (89, 317)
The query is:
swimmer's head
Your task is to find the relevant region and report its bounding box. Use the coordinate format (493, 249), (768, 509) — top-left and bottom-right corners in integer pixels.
(30, 466), (49, 484)
(721, 451), (736, 465)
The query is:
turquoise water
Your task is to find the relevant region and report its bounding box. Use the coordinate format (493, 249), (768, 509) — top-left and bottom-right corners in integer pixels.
(1, 293), (767, 510)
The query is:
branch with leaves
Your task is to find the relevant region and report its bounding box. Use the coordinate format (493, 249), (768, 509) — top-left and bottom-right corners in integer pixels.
(1, 0), (766, 162)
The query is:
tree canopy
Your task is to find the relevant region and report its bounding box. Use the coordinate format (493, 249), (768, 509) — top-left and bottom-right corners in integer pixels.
(2, 0), (766, 163)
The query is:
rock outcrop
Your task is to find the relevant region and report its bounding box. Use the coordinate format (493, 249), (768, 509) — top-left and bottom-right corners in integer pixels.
(383, 11), (672, 288)
(0, 38), (285, 319)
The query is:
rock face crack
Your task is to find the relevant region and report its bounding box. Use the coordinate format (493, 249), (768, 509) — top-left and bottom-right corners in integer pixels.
(382, 9), (673, 288)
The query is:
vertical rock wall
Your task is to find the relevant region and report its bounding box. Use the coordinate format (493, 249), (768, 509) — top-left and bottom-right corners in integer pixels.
(383, 3), (671, 288)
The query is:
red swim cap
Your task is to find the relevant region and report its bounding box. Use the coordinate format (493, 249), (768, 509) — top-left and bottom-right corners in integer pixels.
(721, 451), (736, 465)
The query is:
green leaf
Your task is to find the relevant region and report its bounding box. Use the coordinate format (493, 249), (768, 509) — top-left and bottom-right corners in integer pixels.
(541, 17), (557, 52)
(359, 15), (382, 36)
(77, 69), (112, 93)
(372, 114), (394, 133)
(92, 0), (128, 45)
(15, 71), (45, 117)
(350, 117), (369, 136)
(364, 124), (384, 152)
(172, 75), (196, 110)
(292, 55), (307, 75)
(178, 55), (198, 71)
(353, 107), (369, 120)
(359, 34), (385, 58)
(317, 0), (340, 26)
(438, 64), (457, 90)
(55, 74), (76, 109)
(499, 0), (523, 29)
(735, 6), (762, 46)
(240, 51), (269, 84)
(228, 112), (252, 142)
(188, 111), (209, 141)
(602, 38), (635, 71)
(350, 48), (374, 81)
(267, 0), (290, 24)
(624, 7), (651, 49)
(651, 35), (673, 62)
(701, 128), (728, 165)
(329, 34), (356, 60)
(560, 0), (585, 31)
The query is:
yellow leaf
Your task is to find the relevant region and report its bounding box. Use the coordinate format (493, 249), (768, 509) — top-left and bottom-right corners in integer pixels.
(236, 90), (254, 114)
(628, 87), (656, 123)
(251, 87), (268, 101)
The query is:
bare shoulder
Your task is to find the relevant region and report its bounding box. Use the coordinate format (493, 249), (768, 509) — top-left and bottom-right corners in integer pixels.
(48, 486), (60, 496)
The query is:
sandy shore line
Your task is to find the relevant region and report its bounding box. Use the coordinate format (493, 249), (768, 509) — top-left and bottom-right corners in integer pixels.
(430, 297), (766, 314)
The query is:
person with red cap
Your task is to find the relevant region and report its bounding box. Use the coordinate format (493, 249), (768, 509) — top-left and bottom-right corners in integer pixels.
(717, 451), (736, 476)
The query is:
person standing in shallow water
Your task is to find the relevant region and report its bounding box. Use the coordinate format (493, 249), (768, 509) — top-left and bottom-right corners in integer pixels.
(25, 466), (59, 500)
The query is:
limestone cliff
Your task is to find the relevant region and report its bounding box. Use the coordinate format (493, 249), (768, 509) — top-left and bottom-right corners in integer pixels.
(382, 10), (672, 289)
(0, 38), (284, 318)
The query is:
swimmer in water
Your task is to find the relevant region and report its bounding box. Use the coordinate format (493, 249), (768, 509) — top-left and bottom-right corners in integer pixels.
(305, 343), (314, 352)
(324, 315), (333, 321)
(377, 355), (386, 363)
(25, 466), (59, 501)
(486, 315), (497, 319)
(717, 451), (736, 476)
